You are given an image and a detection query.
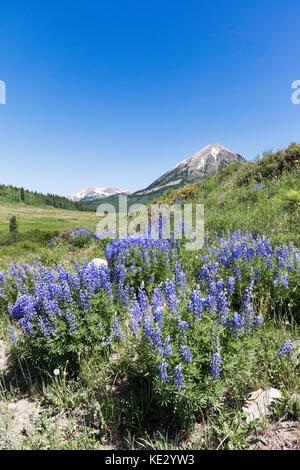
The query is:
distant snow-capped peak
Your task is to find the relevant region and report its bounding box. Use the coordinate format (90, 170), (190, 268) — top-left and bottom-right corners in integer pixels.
(68, 187), (130, 202)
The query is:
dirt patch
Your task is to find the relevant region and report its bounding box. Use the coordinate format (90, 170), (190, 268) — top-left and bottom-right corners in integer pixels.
(249, 418), (300, 450)
(0, 397), (40, 448)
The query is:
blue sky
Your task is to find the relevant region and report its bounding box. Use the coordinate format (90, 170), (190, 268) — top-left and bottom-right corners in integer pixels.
(0, 0), (300, 196)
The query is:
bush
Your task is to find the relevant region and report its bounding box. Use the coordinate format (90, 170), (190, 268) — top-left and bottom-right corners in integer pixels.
(70, 228), (94, 248)
(285, 190), (300, 211)
(3, 261), (125, 373)
(9, 215), (18, 233)
(104, 237), (181, 295)
(125, 236), (299, 427)
(184, 231), (300, 319)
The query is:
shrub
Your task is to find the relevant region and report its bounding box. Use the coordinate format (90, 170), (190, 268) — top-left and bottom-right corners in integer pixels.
(4, 261), (125, 373)
(70, 228), (93, 248)
(126, 242), (299, 427)
(285, 190), (300, 211)
(104, 237), (181, 295)
(9, 215), (18, 233)
(184, 231), (300, 318)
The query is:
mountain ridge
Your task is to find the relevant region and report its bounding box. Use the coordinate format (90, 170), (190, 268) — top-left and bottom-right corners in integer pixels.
(68, 187), (131, 203)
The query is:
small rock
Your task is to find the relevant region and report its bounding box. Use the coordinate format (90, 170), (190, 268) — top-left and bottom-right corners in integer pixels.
(243, 388), (283, 423)
(8, 403), (17, 411)
(291, 340), (300, 366)
(0, 339), (7, 372)
(90, 258), (108, 268)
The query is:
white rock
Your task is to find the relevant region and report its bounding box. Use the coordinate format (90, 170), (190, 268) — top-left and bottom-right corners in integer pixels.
(89, 258), (108, 268)
(242, 388), (283, 423)
(291, 340), (300, 366)
(0, 340), (7, 372)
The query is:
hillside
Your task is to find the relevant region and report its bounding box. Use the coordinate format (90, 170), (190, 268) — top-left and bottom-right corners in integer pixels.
(0, 183), (88, 211)
(154, 142), (300, 246)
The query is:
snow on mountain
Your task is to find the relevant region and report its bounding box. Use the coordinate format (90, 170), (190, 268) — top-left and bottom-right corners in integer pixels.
(68, 187), (130, 202)
(135, 143), (246, 196)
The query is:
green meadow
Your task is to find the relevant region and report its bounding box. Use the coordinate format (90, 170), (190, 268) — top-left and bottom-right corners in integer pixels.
(0, 203), (98, 269)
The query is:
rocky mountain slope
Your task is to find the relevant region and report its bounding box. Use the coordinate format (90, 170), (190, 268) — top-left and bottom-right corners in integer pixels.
(135, 143), (246, 196)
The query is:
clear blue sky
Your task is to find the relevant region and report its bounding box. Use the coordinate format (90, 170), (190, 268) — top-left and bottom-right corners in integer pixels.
(0, 0), (300, 196)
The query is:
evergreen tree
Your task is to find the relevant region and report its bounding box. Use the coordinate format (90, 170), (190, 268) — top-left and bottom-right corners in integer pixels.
(9, 215), (18, 233)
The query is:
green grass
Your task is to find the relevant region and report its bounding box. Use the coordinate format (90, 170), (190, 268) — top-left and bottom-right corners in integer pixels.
(0, 202), (100, 270)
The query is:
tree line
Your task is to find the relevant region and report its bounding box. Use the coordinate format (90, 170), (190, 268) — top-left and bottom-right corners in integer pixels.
(0, 184), (88, 211)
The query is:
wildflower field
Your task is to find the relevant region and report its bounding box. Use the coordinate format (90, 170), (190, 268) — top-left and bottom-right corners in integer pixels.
(0, 146), (299, 450)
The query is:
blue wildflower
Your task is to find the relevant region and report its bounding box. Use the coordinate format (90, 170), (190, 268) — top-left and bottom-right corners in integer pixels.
(180, 345), (192, 363)
(173, 365), (184, 390)
(159, 361), (168, 384)
(209, 352), (222, 380)
(276, 339), (293, 357)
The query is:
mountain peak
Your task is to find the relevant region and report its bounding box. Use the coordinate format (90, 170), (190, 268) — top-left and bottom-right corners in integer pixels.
(136, 143), (246, 196)
(68, 187), (130, 202)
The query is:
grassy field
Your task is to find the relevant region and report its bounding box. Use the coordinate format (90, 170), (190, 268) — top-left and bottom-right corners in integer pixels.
(0, 203), (99, 270)
(0, 202), (97, 234)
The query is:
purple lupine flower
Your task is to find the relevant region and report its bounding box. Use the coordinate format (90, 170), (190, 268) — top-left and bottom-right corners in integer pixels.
(150, 324), (163, 353)
(37, 316), (57, 339)
(137, 289), (149, 312)
(10, 295), (37, 321)
(164, 280), (178, 315)
(174, 262), (186, 291)
(273, 274), (289, 289)
(151, 288), (165, 311)
(188, 290), (203, 321)
(112, 314), (125, 342)
(173, 365), (184, 390)
(0, 272), (6, 286)
(129, 301), (143, 337)
(179, 320), (189, 332)
(253, 315), (263, 330)
(159, 361), (168, 384)
(255, 269), (262, 284)
(65, 312), (77, 335)
(276, 339), (293, 357)
(210, 353), (222, 380)
(121, 284), (130, 308)
(216, 289), (228, 325)
(241, 284), (254, 335)
(8, 327), (18, 346)
(226, 276), (235, 295)
(18, 315), (34, 337)
(153, 308), (163, 328)
(227, 312), (243, 336)
(180, 345), (192, 363)
(163, 337), (172, 358)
